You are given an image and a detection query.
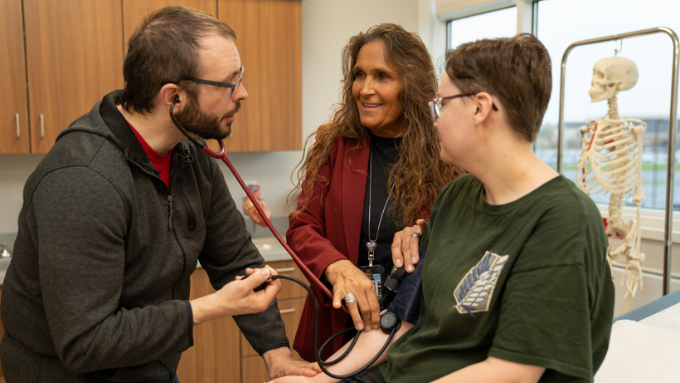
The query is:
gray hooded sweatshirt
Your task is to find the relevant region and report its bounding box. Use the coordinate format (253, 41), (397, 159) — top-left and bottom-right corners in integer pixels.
(0, 90), (289, 382)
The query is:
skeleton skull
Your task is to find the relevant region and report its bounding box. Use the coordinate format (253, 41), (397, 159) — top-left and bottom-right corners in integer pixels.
(589, 57), (639, 103)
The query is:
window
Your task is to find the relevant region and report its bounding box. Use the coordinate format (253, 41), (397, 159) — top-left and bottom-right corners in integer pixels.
(445, 0), (680, 211)
(534, 0), (680, 211)
(447, 7), (517, 49)
(440, 0), (680, 310)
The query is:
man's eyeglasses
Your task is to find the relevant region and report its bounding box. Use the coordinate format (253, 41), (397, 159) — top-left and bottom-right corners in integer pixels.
(183, 66), (244, 98)
(428, 92), (498, 121)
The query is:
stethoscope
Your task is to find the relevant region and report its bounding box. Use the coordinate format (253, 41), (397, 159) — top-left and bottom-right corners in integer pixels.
(169, 96), (401, 379)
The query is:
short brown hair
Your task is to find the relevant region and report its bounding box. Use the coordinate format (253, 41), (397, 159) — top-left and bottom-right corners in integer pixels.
(119, 6), (236, 113)
(445, 33), (552, 142)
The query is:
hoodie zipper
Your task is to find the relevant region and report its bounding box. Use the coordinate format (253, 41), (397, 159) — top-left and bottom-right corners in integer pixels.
(170, 224), (188, 300)
(130, 150), (192, 299)
(175, 174), (196, 232)
(168, 170), (190, 300)
(167, 195), (174, 230)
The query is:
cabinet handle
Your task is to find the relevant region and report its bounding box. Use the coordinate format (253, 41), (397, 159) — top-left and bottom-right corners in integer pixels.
(16, 114), (20, 138)
(40, 114), (45, 137)
(279, 308), (296, 314)
(275, 267), (295, 273)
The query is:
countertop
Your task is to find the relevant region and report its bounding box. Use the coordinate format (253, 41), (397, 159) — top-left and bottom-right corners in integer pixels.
(0, 235), (292, 285)
(250, 236), (293, 263)
(0, 258), (9, 286)
(0, 217), (292, 285)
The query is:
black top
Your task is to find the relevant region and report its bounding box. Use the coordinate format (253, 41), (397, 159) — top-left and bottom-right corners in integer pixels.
(358, 131), (402, 272)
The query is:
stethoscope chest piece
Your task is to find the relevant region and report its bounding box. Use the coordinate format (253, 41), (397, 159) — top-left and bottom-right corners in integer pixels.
(380, 311), (400, 334)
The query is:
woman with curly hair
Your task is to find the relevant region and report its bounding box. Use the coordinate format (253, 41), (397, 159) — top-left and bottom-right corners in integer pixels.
(286, 23), (462, 361)
(274, 32), (614, 383)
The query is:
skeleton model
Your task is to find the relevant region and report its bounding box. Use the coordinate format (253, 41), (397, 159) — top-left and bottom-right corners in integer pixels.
(576, 57), (647, 312)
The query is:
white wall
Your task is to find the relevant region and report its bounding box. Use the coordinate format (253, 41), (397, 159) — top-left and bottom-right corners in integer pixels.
(300, 0), (421, 140)
(0, 155), (42, 234)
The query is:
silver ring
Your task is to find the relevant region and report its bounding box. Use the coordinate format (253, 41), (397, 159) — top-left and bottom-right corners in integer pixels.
(344, 293), (357, 304)
(411, 232), (421, 238)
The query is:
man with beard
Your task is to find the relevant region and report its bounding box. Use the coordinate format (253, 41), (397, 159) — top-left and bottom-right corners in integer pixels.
(0, 6), (320, 383)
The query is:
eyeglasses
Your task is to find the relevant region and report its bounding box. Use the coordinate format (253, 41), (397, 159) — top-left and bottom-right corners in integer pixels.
(182, 66), (244, 98)
(428, 92), (498, 121)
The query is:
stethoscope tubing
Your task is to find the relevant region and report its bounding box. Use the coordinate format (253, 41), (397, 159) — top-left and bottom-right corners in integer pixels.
(273, 273), (400, 379)
(201, 140), (336, 301)
(169, 102), (394, 377)
(208, 141), (399, 378)
(169, 98), (335, 301)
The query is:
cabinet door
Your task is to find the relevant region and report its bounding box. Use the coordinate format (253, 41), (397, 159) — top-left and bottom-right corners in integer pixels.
(271, 260), (309, 301)
(240, 260), (308, 382)
(240, 299), (305, 383)
(122, 0), (217, 45)
(0, 0), (30, 153)
(218, 0), (302, 152)
(23, 0), (125, 154)
(241, 355), (269, 383)
(0, 285), (4, 379)
(176, 268), (241, 382)
(241, 298), (305, 357)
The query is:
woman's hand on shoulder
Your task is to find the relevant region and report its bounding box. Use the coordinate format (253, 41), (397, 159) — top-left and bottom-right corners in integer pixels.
(391, 219), (426, 273)
(325, 260), (381, 331)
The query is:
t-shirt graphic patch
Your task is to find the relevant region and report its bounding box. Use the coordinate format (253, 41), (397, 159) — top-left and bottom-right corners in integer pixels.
(453, 251), (509, 314)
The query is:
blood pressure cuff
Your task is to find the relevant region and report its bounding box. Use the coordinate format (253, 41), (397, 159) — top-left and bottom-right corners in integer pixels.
(386, 250), (425, 325)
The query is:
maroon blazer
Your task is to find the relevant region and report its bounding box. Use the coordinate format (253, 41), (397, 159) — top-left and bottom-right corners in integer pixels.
(286, 134), (370, 362)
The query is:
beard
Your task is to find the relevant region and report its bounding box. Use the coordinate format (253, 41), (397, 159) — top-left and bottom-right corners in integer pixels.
(173, 95), (241, 140)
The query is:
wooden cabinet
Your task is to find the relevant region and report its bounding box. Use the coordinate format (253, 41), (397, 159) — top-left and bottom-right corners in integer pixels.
(23, 0), (125, 154)
(0, 0), (300, 154)
(0, 285), (4, 380)
(240, 260), (308, 383)
(240, 299), (306, 382)
(0, 0), (30, 153)
(122, 0), (217, 44)
(176, 268), (242, 382)
(218, 0), (302, 152)
(0, 0), (124, 154)
(122, 0), (302, 153)
(178, 260), (308, 383)
(241, 355), (270, 383)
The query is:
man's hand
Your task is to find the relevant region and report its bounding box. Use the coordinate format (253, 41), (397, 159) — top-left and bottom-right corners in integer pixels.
(324, 260), (380, 331)
(263, 347), (322, 379)
(190, 266), (281, 325)
(391, 219), (426, 273)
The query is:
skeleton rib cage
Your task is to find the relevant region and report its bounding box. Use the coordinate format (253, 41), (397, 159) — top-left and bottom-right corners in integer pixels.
(577, 118), (646, 199)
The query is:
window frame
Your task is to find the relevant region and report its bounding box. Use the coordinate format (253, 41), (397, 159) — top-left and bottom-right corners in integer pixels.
(441, 0), (680, 264)
(445, 5), (519, 50)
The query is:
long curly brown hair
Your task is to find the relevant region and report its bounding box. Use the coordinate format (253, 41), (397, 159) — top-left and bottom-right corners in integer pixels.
(288, 23), (463, 228)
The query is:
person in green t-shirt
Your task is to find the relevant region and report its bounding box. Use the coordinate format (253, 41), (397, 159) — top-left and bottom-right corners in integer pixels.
(272, 33), (615, 383)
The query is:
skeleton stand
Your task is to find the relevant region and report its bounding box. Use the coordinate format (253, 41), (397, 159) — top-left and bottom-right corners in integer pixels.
(558, 27), (680, 304)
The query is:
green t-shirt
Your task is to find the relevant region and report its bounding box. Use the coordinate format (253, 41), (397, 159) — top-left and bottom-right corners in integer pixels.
(381, 174), (615, 383)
